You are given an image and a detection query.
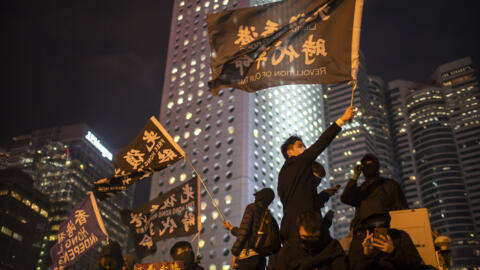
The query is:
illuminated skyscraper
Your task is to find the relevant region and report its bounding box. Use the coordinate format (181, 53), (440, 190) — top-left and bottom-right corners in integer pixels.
(7, 124), (134, 269)
(149, 0), (334, 268)
(385, 57), (480, 267)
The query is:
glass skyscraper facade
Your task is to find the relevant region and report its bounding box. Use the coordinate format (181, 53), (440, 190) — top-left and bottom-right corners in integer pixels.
(385, 57), (480, 267)
(7, 124), (134, 269)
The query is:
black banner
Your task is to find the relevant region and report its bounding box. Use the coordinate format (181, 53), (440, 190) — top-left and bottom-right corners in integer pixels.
(123, 178), (200, 258)
(93, 116), (185, 198)
(207, 0), (363, 94)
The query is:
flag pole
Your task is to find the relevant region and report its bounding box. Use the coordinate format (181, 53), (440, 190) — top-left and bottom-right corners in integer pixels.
(350, 80), (357, 107)
(185, 158), (226, 222)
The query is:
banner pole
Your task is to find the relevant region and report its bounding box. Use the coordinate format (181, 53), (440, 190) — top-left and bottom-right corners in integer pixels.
(350, 80), (357, 107)
(185, 157), (226, 222)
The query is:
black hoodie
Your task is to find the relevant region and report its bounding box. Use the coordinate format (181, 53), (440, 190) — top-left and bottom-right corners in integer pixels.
(340, 153), (408, 231)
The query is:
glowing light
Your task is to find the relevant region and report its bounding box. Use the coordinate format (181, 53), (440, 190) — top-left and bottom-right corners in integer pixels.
(85, 131), (112, 160)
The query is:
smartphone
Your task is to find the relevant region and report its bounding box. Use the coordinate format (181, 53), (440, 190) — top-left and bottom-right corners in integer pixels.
(374, 227), (388, 239)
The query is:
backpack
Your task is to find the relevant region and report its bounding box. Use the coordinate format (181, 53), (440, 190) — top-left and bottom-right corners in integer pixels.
(252, 209), (281, 256)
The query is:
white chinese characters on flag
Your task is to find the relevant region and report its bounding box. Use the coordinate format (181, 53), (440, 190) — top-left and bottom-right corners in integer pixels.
(122, 178), (200, 259)
(94, 116), (185, 198)
(207, 0), (364, 94)
(115, 116), (185, 173)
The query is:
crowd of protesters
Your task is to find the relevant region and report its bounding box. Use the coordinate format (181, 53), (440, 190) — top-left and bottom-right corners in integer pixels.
(100, 105), (430, 270)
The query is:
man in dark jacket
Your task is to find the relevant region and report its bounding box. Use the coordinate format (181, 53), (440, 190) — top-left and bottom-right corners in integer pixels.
(170, 241), (204, 270)
(278, 105), (355, 242)
(276, 211), (347, 270)
(340, 153), (408, 232)
(223, 188), (276, 270)
(348, 212), (423, 270)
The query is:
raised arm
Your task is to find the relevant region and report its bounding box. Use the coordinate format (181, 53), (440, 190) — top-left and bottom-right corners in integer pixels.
(341, 164), (362, 206)
(301, 106), (355, 163)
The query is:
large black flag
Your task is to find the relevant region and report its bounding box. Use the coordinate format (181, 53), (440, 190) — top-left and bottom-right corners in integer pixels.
(94, 116), (185, 198)
(207, 0), (363, 94)
(122, 178), (200, 258)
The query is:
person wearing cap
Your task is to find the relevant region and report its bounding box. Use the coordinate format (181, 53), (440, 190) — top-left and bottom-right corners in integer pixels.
(170, 241), (204, 270)
(276, 211), (347, 270)
(348, 212), (423, 270)
(340, 153), (409, 233)
(278, 106), (355, 242)
(223, 188), (277, 270)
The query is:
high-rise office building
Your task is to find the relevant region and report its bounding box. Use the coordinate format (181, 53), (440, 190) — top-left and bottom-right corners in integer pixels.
(0, 169), (50, 270)
(7, 124), (134, 269)
(148, 0), (334, 268)
(385, 57), (480, 267)
(429, 57), (480, 232)
(324, 60), (396, 238)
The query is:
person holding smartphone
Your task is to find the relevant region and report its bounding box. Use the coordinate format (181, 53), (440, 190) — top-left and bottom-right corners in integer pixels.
(348, 212), (424, 270)
(340, 153), (409, 233)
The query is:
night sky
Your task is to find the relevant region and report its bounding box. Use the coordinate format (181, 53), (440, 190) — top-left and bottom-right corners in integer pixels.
(1, 0), (479, 152)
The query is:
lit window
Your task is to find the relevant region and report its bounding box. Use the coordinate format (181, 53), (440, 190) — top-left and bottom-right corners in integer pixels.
(167, 101), (174, 109)
(1, 226), (13, 236)
(40, 209), (48, 218)
(184, 40), (189, 46)
(10, 191), (21, 201)
(180, 1), (185, 6)
(177, 97), (184, 104)
(228, 126), (234, 134)
(22, 198), (31, 207)
(172, 67), (178, 74)
(225, 195), (232, 205)
(199, 239), (205, 248)
(212, 211), (219, 220)
(184, 131), (190, 139)
(174, 135), (180, 143)
(194, 128), (202, 136)
(201, 214), (207, 223)
(178, 14), (183, 21)
(253, 129), (259, 138)
(201, 202), (207, 210)
(169, 177), (176, 185)
(180, 173), (187, 182)
(198, 89), (204, 96)
(186, 112), (192, 120)
(204, 2), (210, 7)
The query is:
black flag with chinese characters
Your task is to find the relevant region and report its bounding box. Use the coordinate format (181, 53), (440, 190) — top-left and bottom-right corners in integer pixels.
(207, 0), (363, 94)
(93, 116), (185, 199)
(121, 178), (200, 259)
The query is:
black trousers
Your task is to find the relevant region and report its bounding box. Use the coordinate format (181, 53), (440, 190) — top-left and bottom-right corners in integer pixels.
(238, 255), (266, 270)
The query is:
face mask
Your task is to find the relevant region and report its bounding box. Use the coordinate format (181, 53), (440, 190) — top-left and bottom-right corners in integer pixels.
(299, 237), (322, 254)
(363, 163), (379, 177)
(176, 251), (195, 269)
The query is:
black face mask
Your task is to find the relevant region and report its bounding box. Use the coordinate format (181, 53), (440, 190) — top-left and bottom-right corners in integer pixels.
(299, 237), (322, 254)
(176, 251), (195, 269)
(363, 163), (379, 177)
